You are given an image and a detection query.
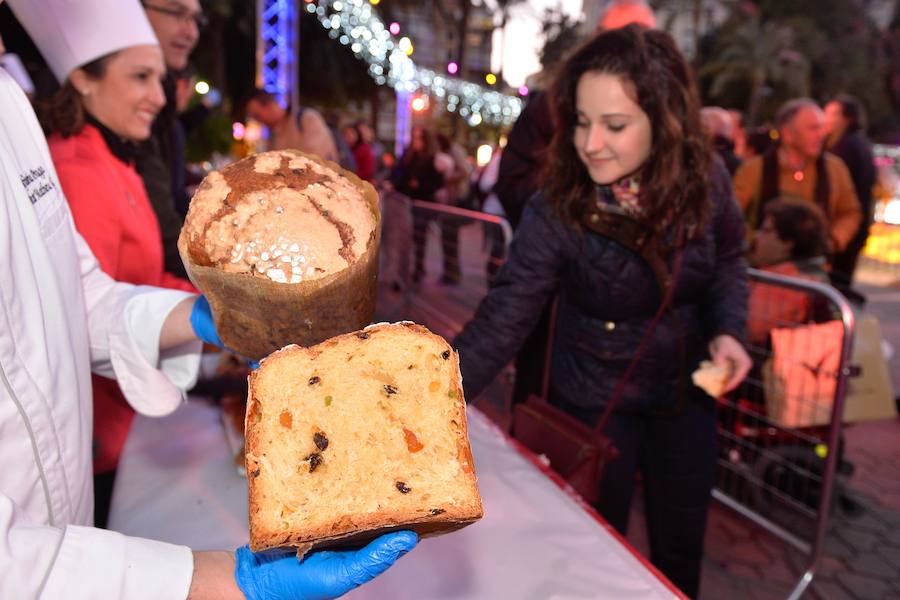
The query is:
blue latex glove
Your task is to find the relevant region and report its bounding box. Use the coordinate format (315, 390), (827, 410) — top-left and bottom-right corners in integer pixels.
(190, 295), (260, 369)
(190, 295), (224, 348)
(235, 531), (417, 600)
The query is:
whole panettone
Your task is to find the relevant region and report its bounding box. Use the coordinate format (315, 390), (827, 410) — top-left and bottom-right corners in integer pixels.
(179, 149), (381, 360)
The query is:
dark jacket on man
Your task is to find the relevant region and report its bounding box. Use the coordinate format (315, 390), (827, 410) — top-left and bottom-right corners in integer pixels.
(829, 127), (876, 288)
(831, 128), (876, 240)
(136, 74), (187, 279)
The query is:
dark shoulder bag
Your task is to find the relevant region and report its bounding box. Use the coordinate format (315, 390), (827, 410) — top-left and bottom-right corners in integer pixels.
(512, 204), (683, 505)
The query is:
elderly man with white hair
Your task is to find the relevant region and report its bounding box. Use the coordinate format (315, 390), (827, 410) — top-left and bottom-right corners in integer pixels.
(700, 106), (741, 175)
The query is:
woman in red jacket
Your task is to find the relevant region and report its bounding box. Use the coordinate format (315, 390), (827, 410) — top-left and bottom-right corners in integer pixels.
(343, 122), (375, 182)
(42, 40), (196, 527)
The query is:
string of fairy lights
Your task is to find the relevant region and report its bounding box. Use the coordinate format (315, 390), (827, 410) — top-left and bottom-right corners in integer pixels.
(304, 0), (524, 127)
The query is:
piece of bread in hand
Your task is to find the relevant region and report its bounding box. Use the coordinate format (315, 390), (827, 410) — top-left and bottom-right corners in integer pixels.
(691, 360), (732, 398)
(245, 322), (484, 556)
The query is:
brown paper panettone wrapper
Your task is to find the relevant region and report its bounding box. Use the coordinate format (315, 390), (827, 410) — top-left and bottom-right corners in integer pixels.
(178, 152), (381, 361)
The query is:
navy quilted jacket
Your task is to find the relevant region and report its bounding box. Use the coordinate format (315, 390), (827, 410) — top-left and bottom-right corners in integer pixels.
(454, 163), (749, 414)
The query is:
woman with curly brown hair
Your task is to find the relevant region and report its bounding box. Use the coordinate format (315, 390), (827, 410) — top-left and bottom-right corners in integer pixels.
(454, 25), (751, 597)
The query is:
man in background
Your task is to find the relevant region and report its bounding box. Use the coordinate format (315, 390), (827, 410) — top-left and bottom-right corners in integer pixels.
(246, 88), (340, 164)
(732, 98), (861, 256)
(824, 95), (877, 291)
(139, 0), (205, 278)
(701, 106), (741, 175)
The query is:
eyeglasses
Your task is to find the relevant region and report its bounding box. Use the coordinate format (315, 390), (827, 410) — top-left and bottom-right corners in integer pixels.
(143, 3), (208, 29)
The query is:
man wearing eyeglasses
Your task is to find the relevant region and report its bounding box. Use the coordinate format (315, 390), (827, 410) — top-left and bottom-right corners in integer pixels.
(136, 0), (207, 280)
(143, 0), (203, 71)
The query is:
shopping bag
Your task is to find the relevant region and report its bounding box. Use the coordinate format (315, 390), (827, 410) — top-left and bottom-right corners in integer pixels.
(844, 316), (896, 422)
(763, 320), (843, 428)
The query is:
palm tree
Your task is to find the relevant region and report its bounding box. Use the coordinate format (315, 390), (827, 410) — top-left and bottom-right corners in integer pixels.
(697, 11), (810, 123)
(538, 6), (584, 73)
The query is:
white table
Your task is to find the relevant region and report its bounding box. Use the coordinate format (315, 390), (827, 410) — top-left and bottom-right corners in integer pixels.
(109, 399), (683, 599)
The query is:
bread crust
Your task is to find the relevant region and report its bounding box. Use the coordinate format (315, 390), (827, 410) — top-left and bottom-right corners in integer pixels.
(245, 323), (484, 555)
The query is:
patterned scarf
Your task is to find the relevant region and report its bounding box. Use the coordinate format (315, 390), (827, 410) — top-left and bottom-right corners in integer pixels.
(597, 176), (643, 217)
(598, 177), (689, 245)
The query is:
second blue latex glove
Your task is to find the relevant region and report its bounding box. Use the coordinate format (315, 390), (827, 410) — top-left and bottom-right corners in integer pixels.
(190, 295), (224, 347)
(235, 531), (417, 600)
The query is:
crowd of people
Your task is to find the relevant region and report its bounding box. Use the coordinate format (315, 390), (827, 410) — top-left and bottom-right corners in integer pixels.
(0, 0), (886, 598)
(704, 95), (875, 299)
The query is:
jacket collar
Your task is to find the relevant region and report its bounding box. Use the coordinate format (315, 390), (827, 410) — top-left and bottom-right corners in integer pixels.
(83, 113), (139, 166)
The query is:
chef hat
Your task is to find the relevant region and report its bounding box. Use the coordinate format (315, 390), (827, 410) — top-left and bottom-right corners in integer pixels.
(7, 0), (159, 83)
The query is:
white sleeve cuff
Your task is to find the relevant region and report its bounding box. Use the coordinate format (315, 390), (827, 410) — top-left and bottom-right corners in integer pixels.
(41, 525), (193, 600)
(109, 287), (202, 417)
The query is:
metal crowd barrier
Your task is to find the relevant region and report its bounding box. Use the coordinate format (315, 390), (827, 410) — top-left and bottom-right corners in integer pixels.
(714, 268), (856, 600)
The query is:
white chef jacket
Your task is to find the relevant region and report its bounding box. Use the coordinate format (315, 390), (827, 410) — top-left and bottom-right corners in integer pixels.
(0, 67), (202, 598)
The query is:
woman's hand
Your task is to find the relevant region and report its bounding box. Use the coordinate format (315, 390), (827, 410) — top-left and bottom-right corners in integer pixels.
(708, 334), (752, 393)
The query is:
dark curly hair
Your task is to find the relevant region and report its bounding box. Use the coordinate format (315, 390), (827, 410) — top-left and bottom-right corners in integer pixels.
(764, 197), (828, 260)
(542, 25), (711, 238)
(39, 54), (113, 138)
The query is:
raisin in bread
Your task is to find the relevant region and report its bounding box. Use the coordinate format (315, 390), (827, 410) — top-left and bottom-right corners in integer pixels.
(245, 322), (484, 555)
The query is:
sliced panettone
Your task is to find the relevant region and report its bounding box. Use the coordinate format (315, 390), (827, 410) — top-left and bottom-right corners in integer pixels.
(245, 322), (483, 556)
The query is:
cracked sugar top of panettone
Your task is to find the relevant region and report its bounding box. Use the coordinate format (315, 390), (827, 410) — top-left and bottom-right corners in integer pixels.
(184, 150), (375, 284)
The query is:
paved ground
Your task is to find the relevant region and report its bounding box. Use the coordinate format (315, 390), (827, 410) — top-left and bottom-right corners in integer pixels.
(379, 219), (900, 599)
